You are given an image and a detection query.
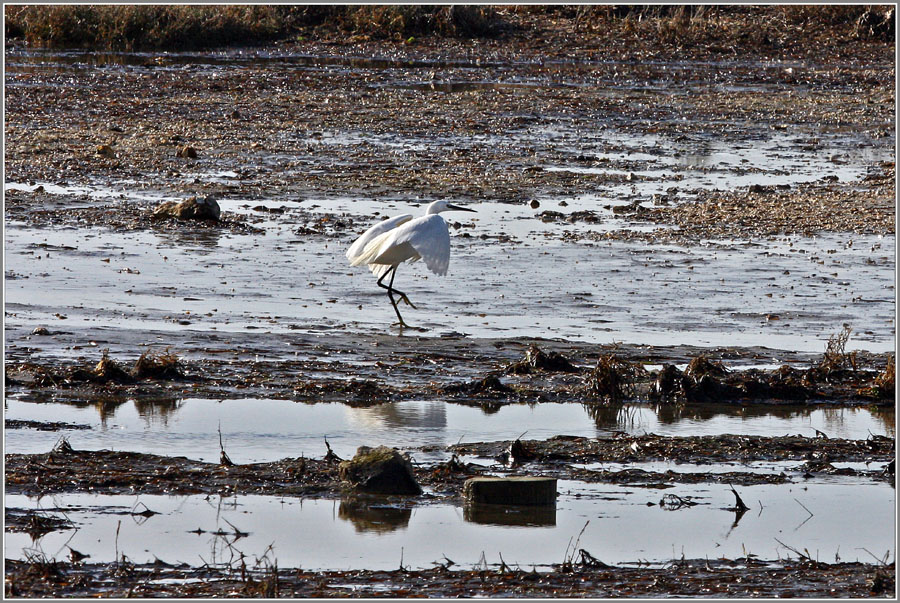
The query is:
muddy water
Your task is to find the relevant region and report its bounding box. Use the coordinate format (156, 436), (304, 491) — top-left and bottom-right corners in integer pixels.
(4, 48), (896, 578)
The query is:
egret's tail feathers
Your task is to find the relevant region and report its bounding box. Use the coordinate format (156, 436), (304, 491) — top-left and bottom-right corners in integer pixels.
(349, 230), (392, 267)
(369, 263), (392, 278)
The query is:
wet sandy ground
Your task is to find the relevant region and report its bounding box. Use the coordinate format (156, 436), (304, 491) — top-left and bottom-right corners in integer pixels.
(3, 31), (896, 597)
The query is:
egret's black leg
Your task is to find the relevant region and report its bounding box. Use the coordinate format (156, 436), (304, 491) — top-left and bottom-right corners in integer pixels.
(376, 266), (414, 327)
(388, 265), (417, 308)
(376, 266), (417, 308)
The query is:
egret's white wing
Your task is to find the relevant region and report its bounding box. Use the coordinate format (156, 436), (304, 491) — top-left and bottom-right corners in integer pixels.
(346, 214), (413, 263)
(381, 214), (451, 276)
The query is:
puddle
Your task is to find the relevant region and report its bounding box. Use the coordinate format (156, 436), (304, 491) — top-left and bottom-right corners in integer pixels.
(5, 479), (894, 570)
(5, 397), (893, 464)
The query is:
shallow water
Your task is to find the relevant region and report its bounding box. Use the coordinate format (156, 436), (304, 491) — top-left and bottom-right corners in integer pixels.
(6, 479), (894, 570)
(4, 203), (894, 353)
(6, 397), (894, 463)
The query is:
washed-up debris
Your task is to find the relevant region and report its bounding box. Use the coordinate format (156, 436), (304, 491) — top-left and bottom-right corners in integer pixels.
(293, 377), (387, 405)
(152, 195), (220, 221)
(451, 433), (895, 468)
(441, 373), (514, 397)
(498, 437), (537, 466)
(505, 345), (580, 374)
(5, 419), (90, 431)
(869, 355), (895, 399)
(132, 350), (183, 380)
(583, 355), (646, 402)
(339, 445), (422, 495)
(4, 555), (893, 598)
(659, 493), (699, 510)
(5, 508), (76, 539)
(5, 349), (188, 389)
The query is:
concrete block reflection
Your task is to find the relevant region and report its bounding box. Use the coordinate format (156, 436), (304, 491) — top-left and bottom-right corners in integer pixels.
(463, 502), (556, 527)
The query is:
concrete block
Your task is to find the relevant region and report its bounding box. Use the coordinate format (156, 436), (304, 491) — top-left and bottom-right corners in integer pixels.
(463, 476), (557, 506)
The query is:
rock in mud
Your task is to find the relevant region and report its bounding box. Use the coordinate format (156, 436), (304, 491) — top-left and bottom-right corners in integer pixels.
(95, 144), (116, 158)
(175, 145), (198, 158)
(339, 446), (422, 495)
(152, 195), (221, 221)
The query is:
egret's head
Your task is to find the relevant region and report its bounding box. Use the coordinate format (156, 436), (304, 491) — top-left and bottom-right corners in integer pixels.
(425, 200), (477, 215)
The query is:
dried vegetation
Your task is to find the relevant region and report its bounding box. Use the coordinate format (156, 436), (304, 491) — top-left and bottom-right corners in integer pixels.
(5, 5), (894, 54)
(5, 349), (186, 388)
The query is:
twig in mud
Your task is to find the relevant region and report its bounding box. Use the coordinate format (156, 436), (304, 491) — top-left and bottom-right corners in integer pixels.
(398, 546), (406, 572)
(660, 493), (698, 510)
(857, 547), (891, 566)
(561, 520), (590, 571)
(432, 555), (455, 570)
(498, 552), (510, 573)
(323, 436), (342, 463)
(52, 435), (75, 454)
(222, 517), (249, 539)
(218, 421), (235, 466)
(728, 484), (750, 512)
(813, 428), (828, 439)
(131, 500), (158, 518)
(114, 519), (121, 568)
(475, 551), (488, 572)
(775, 537), (815, 563)
(579, 548), (612, 568)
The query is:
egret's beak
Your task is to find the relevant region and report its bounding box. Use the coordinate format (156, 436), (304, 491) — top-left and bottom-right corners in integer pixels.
(446, 203), (476, 213)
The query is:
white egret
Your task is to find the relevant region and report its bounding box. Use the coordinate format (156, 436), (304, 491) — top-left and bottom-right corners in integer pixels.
(347, 200), (476, 327)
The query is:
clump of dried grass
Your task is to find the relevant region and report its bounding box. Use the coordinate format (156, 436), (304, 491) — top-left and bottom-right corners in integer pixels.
(132, 349), (183, 380)
(872, 355), (895, 400)
(819, 325), (858, 373)
(583, 355), (645, 403)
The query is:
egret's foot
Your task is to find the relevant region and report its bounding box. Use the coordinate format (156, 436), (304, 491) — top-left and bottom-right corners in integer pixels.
(393, 322), (428, 332)
(399, 294), (417, 308)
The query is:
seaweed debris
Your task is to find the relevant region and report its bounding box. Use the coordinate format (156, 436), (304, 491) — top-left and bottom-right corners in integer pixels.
(506, 345), (580, 374)
(582, 355), (646, 403)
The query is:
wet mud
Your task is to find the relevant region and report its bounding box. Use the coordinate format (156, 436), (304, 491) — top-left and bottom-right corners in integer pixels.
(5, 429), (893, 502)
(5, 338), (894, 407)
(5, 557), (894, 598)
